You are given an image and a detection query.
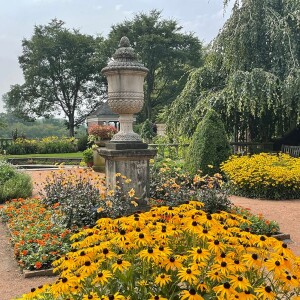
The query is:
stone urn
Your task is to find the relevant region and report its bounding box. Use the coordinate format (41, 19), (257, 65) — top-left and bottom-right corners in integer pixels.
(101, 36), (148, 142)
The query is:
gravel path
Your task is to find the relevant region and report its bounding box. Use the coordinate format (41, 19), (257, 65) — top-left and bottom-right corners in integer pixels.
(0, 169), (299, 299)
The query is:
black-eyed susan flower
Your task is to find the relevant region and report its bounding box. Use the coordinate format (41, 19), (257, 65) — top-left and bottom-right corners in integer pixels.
(254, 285), (276, 300)
(154, 273), (172, 287)
(162, 256), (183, 271)
(178, 266), (201, 284)
(188, 247), (210, 262)
(112, 258), (131, 273)
(228, 275), (252, 291)
(180, 288), (204, 300)
(264, 256), (285, 276)
(138, 247), (162, 263)
(92, 270), (112, 285)
(213, 282), (236, 299)
(82, 292), (101, 299)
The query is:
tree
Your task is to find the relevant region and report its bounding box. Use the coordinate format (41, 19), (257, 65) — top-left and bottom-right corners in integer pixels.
(4, 19), (107, 136)
(167, 0), (300, 142)
(106, 10), (203, 122)
(185, 109), (231, 176)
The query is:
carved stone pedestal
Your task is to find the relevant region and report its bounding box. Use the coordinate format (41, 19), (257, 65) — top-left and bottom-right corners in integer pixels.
(98, 143), (156, 208)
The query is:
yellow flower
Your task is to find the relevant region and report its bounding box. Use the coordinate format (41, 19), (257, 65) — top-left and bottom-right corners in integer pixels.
(128, 188), (135, 197)
(180, 289), (204, 300)
(154, 273), (172, 287)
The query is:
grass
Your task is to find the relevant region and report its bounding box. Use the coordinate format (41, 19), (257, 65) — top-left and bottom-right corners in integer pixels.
(4, 152), (83, 159)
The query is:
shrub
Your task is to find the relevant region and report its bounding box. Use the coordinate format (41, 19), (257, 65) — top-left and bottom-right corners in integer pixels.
(221, 153), (300, 199)
(140, 119), (156, 142)
(88, 124), (117, 140)
(20, 202), (299, 299)
(185, 109), (231, 176)
(0, 160), (32, 203)
(40, 168), (104, 228)
(1, 172), (32, 201)
(82, 148), (94, 164)
(37, 136), (77, 154)
(77, 134), (89, 151)
(6, 136), (77, 155)
(7, 138), (38, 154)
(40, 168), (138, 228)
(150, 158), (232, 213)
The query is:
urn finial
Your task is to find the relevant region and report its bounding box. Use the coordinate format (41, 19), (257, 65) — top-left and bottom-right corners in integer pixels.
(119, 36), (131, 48)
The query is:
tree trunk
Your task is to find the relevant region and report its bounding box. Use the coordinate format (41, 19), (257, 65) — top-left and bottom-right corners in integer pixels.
(68, 114), (75, 137)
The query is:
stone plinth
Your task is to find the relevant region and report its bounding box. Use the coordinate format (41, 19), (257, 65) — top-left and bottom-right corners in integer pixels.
(98, 143), (156, 208)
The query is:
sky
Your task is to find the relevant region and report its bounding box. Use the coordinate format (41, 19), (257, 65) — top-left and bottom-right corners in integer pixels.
(0, 0), (233, 113)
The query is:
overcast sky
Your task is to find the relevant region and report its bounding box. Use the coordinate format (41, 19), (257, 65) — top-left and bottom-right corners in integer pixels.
(0, 0), (233, 113)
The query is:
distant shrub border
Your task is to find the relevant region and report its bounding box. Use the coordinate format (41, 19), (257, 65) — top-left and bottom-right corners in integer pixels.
(221, 153), (300, 200)
(0, 160), (32, 203)
(6, 136), (77, 155)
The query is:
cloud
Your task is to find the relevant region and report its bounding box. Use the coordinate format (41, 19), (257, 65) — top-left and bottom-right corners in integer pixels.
(95, 5), (102, 10)
(115, 4), (122, 11)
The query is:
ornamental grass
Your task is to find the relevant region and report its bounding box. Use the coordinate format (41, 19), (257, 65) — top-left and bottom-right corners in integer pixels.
(221, 153), (300, 199)
(17, 201), (300, 300)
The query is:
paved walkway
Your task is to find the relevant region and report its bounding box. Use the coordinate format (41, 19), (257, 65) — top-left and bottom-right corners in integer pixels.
(230, 195), (300, 256)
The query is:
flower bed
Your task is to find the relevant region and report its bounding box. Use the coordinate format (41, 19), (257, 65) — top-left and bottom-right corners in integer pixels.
(17, 201), (300, 299)
(221, 153), (300, 199)
(0, 198), (74, 271)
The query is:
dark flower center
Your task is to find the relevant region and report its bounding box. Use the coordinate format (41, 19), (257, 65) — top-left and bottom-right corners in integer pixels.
(238, 276), (243, 281)
(252, 253), (258, 260)
(214, 240), (220, 245)
(265, 286), (272, 293)
(275, 261), (280, 266)
(186, 269), (192, 274)
(117, 259), (122, 265)
(189, 289), (196, 295)
(224, 282), (230, 289)
(197, 248), (202, 254)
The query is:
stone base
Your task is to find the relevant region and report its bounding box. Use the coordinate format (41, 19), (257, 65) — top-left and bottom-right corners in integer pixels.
(98, 144), (156, 209)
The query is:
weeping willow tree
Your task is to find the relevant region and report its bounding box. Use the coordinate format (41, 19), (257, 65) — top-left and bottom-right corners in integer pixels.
(167, 0), (300, 142)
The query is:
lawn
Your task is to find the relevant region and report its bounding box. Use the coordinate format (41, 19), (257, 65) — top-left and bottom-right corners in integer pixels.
(5, 152), (83, 159)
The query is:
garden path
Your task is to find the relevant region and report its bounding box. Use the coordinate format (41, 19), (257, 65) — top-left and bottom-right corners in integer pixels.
(0, 169), (299, 299)
(230, 195), (300, 256)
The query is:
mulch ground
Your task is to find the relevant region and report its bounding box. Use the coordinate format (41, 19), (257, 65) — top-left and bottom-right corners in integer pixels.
(0, 169), (299, 299)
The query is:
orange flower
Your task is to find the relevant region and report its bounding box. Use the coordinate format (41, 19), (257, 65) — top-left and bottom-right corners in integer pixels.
(35, 262), (42, 269)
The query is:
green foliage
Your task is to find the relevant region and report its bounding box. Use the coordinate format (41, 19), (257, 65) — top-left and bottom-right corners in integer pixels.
(1, 173), (33, 202)
(107, 10), (203, 122)
(140, 119), (156, 142)
(41, 169), (102, 228)
(0, 113), (87, 139)
(4, 19), (107, 136)
(185, 110), (231, 176)
(232, 206), (280, 236)
(167, 1), (300, 142)
(82, 148), (93, 163)
(149, 158), (232, 213)
(0, 160), (32, 203)
(77, 134), (89, 152)
(6, 136), (77, 155)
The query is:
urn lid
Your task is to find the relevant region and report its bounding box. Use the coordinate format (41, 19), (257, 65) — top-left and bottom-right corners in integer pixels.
(101, 36), (149, 74)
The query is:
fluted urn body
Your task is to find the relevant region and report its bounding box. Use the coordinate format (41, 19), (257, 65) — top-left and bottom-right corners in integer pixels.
(101, 37), (148, 142)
